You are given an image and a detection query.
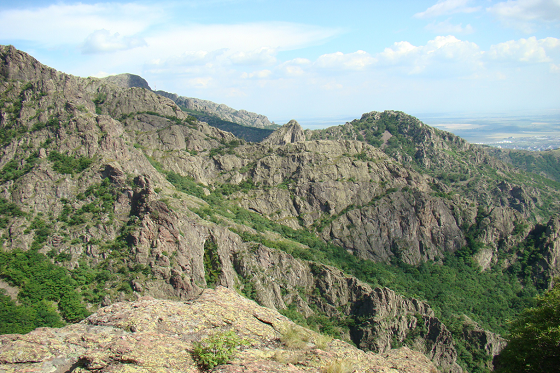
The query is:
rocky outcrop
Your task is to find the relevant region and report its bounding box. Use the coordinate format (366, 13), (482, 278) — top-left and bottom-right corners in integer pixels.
(526, 215), (560, 288)
(307, 111), (559, 223)
(262, 119), (305, 145)
(541, 216), (560, 283)
(102, 73), (152, 90)
(461, 317), (507, 371)
(0, 287), (440, 373)
(233, 247), (462, 372)
(156, 90), (275, 129)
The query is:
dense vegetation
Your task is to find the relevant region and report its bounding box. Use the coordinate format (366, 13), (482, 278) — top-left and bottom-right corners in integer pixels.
(496, 281), (560, 373)
(0, 248), (89, 334)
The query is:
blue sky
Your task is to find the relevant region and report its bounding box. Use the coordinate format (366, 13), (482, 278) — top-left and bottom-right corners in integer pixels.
(1, 0), (559, 127)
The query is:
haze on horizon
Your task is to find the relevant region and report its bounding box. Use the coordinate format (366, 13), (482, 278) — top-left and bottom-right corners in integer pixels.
(1, 0), (559, 131)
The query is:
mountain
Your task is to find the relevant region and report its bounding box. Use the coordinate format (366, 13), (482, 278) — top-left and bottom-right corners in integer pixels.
(1, 45), (559, 372)
(102, 73), (152, 90)
(155, 90), (277, 129)
(100, 73), (277, 142)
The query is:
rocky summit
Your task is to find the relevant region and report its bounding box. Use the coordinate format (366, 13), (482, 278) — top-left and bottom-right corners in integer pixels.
(0, 44), (559, 373)
(0, 286), (439, 373)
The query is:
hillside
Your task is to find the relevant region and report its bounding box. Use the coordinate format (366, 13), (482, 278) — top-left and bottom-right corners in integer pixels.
(1, 45), (559, 372)
(485, 147), (560, 183)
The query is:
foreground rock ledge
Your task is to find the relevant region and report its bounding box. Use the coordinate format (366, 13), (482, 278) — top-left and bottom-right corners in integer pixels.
(0, 287), (438, 373)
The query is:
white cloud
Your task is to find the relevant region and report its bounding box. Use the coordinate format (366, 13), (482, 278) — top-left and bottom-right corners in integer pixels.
(188, 77), (213, 89)
(278, 58), (312, 77)
(0, 3), (161, 46)
(0, 3), (338, 78)
(315, 50), (376, 70)
(488, 0), (560, 32)
(81, 29), (147, 54)
(414, 0), (481, 18)
(378, 41), (418, 63)
(425, 19), (474, 34)
(144, 22), (338, 57)
(241, 70), (272, 79)
(488, 37), (560, 63)
(377, 36), (483, 75)
(229, 48), (277, 65)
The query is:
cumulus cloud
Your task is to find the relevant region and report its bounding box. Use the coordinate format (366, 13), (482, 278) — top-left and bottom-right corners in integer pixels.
(81, 29), (147, 54)
(278, 58), (312, 77)
(133, 22), (337, 78)
(414, 0), (481, 18)
(425, 19), (474, 34)
(315, 50), (376, 70)
(377, 36), (483, 75)
(487, 0), (560, 32)
(488, 37), (560, 63)
(229, 48), (277, 65)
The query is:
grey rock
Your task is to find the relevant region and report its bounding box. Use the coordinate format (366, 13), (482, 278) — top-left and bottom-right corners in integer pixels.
(102, 73), (152, 90)
(262, 119), (305, 145)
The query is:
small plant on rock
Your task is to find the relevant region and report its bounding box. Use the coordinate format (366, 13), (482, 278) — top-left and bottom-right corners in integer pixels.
(192, 329), (249, 370)
(321, 358), (355, 373)
(280, 324), (311, 350)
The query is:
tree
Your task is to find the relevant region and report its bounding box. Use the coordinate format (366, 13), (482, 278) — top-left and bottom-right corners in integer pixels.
(496, 281), (560, 372)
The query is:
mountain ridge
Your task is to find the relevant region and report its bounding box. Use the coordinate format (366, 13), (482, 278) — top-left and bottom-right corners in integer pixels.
(1, 44), (559, 372)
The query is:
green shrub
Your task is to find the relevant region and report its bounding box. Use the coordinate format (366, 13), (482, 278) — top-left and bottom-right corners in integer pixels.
(496, 281), (560, 372)
(203, 239), (221, 287)
(192, 330), (248, 370)
(47, 151), (93, 175)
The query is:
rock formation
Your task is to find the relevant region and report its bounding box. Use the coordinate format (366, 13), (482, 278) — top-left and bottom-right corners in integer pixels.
(262, 119), (306, 145)
(0, 286), (440, 373)
(102, 73), (152, 90)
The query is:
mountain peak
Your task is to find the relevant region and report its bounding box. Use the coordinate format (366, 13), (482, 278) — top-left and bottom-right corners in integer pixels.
(102, 73), (152, 90)
(262, 119), (305, 145)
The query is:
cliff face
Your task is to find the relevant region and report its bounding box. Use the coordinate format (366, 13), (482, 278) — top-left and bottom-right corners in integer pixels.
(0, 286), (440, 373)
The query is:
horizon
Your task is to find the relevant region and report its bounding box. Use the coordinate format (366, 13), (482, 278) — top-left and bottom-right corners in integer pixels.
(1, 0), (559, 129)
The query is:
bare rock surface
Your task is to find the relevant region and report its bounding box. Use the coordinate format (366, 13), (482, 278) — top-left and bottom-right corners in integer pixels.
(262, 120), (306, 145)
(0, 287), (439, 373)
(102, 73), (152, 90)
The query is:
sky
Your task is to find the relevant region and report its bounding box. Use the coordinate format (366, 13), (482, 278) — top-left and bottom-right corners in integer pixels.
(1, 0), (559, 127)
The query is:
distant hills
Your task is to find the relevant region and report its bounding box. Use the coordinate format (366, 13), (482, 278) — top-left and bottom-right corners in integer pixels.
(101, 73), (278, 142)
